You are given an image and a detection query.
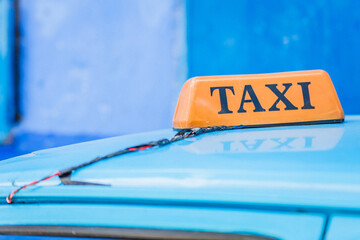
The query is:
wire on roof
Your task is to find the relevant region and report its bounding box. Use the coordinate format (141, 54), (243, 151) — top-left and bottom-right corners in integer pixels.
(6, 125), (244, 204)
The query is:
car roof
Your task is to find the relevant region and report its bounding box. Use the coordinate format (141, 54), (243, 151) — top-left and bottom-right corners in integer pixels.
(0, 115), (359, 212)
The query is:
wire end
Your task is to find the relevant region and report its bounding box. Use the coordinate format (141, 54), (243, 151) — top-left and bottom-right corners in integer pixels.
(6, 194), (13, 204)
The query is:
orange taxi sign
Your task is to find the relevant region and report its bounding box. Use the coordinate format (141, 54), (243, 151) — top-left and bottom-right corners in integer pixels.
(173, 70), (344, 129)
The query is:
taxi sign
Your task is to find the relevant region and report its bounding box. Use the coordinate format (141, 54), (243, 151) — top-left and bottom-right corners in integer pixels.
(173, 70), (344, 129)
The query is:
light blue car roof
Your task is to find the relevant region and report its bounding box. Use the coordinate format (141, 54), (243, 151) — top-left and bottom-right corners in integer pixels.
(0, 116), (359, 239)
(0, 116), (359, 208)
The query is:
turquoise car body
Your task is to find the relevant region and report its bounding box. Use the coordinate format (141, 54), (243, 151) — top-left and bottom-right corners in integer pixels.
(0, 116), (359, 239)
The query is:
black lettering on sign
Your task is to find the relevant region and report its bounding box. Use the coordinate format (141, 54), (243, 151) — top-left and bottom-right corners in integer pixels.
(298, 82), (315, 109)
(210, 81), (315, 115)
(210, 86), (235, 114)
(237, 85), (265, 113)
(266, 83), (298, 111)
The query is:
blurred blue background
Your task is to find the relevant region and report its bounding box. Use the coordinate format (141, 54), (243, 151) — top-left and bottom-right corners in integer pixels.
(1, 0), (360, 159)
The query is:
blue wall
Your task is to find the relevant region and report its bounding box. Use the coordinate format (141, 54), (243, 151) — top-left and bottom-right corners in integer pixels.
(18, 0), (186, 136)
(16, 0), (360, 138)
(2, 0), (360, 158)
(0, 0), (14, 141)
(187, 0), (360, 114)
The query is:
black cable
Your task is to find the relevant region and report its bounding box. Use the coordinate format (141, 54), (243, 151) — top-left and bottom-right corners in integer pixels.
(6, 125), (244, 204)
